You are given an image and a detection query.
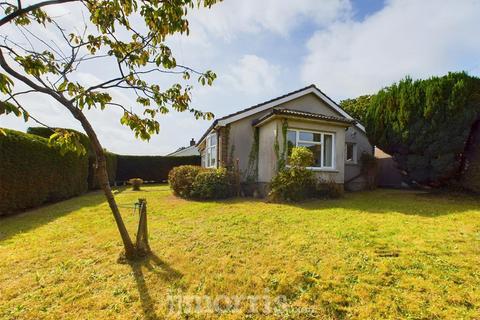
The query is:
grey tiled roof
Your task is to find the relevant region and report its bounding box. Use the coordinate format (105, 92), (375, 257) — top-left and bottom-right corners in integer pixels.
(252, 108), (356, 126)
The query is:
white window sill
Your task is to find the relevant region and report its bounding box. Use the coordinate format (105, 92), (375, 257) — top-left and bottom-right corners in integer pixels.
(286, 165), (338, 173)
(307, 167), (339, 173)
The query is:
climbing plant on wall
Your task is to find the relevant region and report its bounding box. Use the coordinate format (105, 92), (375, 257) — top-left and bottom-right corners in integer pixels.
(274, 119), (289, 172)
(245, 127), (260, 182)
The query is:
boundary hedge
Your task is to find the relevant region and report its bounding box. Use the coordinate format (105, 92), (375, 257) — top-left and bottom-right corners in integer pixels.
(116, 155), (200, 182)
(0, 129), (88, 215)
(1, 128), (201, 214)
(27, 127), (117, 189)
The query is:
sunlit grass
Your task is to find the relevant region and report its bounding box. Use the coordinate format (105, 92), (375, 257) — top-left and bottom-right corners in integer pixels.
(0, 185), (479, 319)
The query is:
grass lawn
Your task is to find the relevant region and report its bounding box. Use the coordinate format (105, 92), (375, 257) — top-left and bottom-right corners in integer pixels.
(0, 185), (479, 319)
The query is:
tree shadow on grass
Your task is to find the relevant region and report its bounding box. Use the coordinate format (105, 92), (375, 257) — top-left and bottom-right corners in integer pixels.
(0, 187), (128, 243)
(128, 252), (183, 320)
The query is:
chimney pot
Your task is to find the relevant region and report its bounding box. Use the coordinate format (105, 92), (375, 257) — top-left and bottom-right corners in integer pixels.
(190, 138), (196, 146)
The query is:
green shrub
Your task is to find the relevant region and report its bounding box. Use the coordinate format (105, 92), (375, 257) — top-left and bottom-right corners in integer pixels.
(0, 129), (88, 215)
(168, 165), (205, 198)
(128, 178), (143, 191)
(269, 168), (316, 202)
(268, 147), (316, 202)
(289, 146), (315, 167)
(316, 180), (344, 198)
(190, 167), (233, 200)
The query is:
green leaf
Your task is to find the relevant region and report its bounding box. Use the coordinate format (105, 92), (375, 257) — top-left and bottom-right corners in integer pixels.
(0, 74), (14, 94)
(58, 80), (68, 92)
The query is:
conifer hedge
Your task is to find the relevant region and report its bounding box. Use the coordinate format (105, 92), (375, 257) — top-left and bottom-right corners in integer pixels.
(1, 128), (200, 214)
(116, 155), (200, 182)
(0, 129), (88, 215)
(344, 72), (480, 188)
(27, 127), (117, 189)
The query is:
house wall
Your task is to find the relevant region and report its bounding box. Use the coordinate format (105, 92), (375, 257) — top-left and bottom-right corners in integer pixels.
(228, 93), (351, 179)
(257, 119), (279, 182)
(344, 126), (374, 190)
(213, 92), (374, 190)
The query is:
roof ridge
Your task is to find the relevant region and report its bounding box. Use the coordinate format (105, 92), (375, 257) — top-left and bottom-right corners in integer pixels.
(253, 108), (355, 127)
(196, 84), (318, 145)
(215, 84), (317, 122)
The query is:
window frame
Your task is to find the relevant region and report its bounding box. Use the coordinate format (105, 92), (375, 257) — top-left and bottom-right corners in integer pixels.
(345, 142), (357, 164)
(287, 128), (336, 170)
(205, 132), (217, 168)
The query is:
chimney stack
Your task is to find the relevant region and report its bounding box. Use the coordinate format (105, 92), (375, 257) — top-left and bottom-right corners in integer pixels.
(190, 138), (196, 146)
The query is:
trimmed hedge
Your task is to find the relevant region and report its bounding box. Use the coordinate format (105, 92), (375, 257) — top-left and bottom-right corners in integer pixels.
(0, 129), (88, 215)
(168, 165), (234, 200)
(117, 155), (200, 182)
(168, 165), (206, 198)
(1, 127), (201, 214)
(27, 127), (90, 147)
(87, 151), (118, 189)
(27, 126), (117, 189)
(190, 167), (234, 199)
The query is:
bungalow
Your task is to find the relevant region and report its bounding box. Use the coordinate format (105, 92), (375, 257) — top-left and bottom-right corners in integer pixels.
(197, 85), (373, 194)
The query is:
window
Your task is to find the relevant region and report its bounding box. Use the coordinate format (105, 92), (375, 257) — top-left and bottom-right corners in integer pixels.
(345, 143), (357, 164)
(206, 133), (217, 168)
(286, 129), (335, 169)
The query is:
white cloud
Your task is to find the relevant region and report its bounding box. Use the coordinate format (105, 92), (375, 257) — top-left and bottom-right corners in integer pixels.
(3, 0), (480, 155)
(192, 0), (351, 39)
(223, 55), (281, 94)
(301, 0), (480, 99)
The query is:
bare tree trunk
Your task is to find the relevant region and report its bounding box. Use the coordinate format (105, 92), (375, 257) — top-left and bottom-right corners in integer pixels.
(69, 107), (137, 259)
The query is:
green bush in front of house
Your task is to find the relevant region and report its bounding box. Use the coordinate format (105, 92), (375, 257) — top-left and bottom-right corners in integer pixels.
(268, 147), (317, 202)
(190, 167), (234, 200)
(168, 165), (233, 200)
(168, 165), (205, 197)
(316, 179), (344, 198)
(0, 129), (88, 215)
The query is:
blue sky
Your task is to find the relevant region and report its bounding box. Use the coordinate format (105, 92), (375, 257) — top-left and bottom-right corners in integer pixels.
(1, 0), (479, 155)
(352, 0), (385, 20)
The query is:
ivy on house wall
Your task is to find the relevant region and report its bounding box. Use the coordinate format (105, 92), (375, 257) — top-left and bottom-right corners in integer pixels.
(245, 127), (260, 182)
(274, 119), (289, 172)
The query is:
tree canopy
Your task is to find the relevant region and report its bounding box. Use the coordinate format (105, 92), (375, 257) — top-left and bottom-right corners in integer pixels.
(0, 0), (220, 258)
(0, 0), (218, 143)
(346, 72), (480, 187)
(340, 94), (371, 124)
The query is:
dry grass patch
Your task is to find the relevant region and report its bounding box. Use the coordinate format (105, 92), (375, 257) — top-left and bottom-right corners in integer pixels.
(0, 186), (479, 319)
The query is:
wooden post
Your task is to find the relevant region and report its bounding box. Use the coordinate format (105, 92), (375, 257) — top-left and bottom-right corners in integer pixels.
(135, 198), (151, 255)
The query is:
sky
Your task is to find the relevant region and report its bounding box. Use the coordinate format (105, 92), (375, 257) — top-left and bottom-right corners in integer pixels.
(1, 0), (480, 155)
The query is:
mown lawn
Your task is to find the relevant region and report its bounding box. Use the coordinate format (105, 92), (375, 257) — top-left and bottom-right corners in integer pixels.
(0, 185), (479, 319)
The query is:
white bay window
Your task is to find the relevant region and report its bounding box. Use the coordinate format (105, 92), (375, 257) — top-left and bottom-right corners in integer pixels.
(286, 129), (335, 170)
